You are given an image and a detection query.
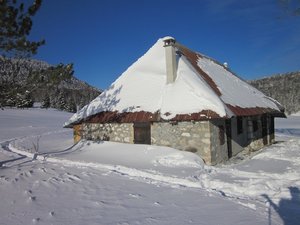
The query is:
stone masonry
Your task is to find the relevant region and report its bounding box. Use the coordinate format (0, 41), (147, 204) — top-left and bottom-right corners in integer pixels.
(82, 123), (134, 143)
(151, 121), (213, 164)
(75, 115), (275, 165)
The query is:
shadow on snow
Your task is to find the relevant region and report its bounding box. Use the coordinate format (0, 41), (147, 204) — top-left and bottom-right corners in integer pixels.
(262, 187), (300, 225)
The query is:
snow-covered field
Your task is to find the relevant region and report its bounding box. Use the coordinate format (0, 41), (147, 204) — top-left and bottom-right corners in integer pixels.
(0, 108), (299, 225)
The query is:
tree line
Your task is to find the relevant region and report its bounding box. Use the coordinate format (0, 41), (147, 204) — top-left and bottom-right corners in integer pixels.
(0, 0), (100, 112)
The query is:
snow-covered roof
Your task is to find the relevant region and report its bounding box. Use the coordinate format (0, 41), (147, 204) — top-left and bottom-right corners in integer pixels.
(64, 37), (284, 127)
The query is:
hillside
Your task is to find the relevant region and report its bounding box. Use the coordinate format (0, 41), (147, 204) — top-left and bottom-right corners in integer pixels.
(249, 71), (300, 114)
(1, 57), (299, 115)
(0, 57), (101, 112)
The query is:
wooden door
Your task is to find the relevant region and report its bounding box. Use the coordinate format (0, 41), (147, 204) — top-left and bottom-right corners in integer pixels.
(73, 124), (82, 143)
(134, 122), (151, 144)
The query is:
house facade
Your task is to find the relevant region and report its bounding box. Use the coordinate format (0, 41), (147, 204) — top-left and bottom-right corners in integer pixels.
(65, 37), (285, 165)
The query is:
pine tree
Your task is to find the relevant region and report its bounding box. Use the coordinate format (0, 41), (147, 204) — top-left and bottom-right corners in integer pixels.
(23, 90), (33, 107)
(66, 99), (76, 112)
(0, 0), (45, 57)
(78, 98), (85, 111)
(0, 0), (45, 109)
(49, 88), (59, 108)
(15, 93), (23, 108)
(57, 92), (67, 111)
(41, 94), (50, 108)
(46, 63), (74, 85)
(15, 90), (33, 108)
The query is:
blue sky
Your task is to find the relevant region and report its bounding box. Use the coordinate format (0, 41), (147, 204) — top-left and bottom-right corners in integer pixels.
(29, 0), (300, 89)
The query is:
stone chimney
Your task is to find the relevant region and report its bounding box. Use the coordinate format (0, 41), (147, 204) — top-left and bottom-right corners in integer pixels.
(163, 36), (177, 84)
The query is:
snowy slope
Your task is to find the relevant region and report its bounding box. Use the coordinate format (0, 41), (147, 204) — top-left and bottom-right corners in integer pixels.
(1, 108), (300, 224)
(65, 38), (282, 126)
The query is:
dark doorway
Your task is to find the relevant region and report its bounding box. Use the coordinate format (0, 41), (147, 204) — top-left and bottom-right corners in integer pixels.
(269, 116), (275, 142)
(134, 122), (151, 144)
(225, 119), (232, 158)
(262, 116), (268, 145)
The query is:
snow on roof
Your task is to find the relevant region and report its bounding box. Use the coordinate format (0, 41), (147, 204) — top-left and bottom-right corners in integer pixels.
(64, 38), (284, 127)
(197, 56), (279, 110)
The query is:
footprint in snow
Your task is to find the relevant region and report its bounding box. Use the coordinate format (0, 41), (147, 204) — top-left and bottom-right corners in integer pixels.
(99, 200), (109, 205)
(24, 189), (33, 195)
(66, 173), (81, 182)
(129, 193), (142, 199)
(48, 176), (62, 184)
(18, 171), (30, 178)
(32, 218), (40, 223)
(91, 201), (101, 207)
(0, 175), (10, 183)
(29, 196), (37, 201)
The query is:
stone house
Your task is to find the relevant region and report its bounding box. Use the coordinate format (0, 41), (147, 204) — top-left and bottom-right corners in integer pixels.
(64, 37), (285, 165)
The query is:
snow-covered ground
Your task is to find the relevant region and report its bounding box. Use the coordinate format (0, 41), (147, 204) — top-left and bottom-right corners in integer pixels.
(1, 108), (299, 225)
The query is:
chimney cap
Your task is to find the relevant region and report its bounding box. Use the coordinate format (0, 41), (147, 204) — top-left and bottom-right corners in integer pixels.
(162, 36), (176, 42)
(162, 36), (176, 46)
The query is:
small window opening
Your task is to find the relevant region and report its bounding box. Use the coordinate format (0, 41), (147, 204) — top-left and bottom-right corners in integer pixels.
(237, 117), (243, 134)
(253, 120), (258, 132)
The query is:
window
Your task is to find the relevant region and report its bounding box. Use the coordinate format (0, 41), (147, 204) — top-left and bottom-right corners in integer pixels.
(253, 120), (258, 132)
(219, 125), (225, 145)
(237, 117), (243, 134)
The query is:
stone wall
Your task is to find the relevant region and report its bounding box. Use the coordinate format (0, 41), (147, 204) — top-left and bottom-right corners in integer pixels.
(73, 115), (276, 165)
(151, 121), (212, 164)
(81, 123), (134, 143)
